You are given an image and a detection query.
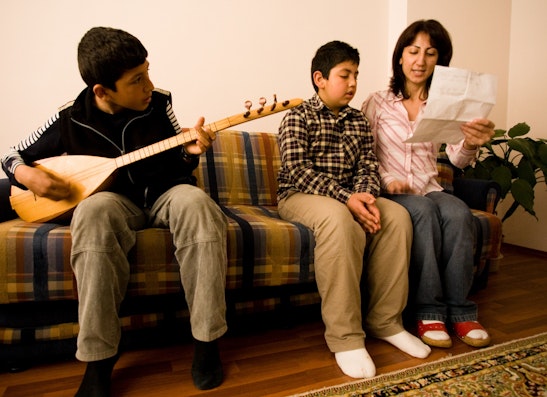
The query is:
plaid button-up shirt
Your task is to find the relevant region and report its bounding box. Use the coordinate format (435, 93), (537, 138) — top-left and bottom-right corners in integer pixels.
(277, 94), (380, 204)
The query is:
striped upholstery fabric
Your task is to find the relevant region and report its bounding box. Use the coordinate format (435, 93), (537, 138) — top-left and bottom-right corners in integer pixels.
(0, 130), (501, 345)
(194, 130), (280, 206)
(471, 209), (503, 277)
(0, 222), (182, 304)
(0, 313), (165, 344)
(435, 154), (455, 193)
(194, 130), (315, 289)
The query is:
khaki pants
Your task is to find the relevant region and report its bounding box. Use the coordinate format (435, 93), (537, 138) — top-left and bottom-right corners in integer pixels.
(70, 185), (228, 362)
(279, 194), (411, 352)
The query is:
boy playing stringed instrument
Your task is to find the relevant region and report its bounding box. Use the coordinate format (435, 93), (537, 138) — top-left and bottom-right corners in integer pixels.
(1, 27), (228, 395)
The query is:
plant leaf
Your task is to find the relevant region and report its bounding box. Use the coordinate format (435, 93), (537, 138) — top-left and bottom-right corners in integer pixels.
(507, 122), (530, 138)
(493, 128), (507, 138)
(473, 162), (493, 179)
(481, 156), (504, 171)
(510, 179), (536, 218)
(501, 200), (520, 222)
(508, 138), (536, 160)
(538, 143), (547, 165)
(491, 165), (513, 197)
(489, 138), (509, 147)
(517, 158), (537, 187)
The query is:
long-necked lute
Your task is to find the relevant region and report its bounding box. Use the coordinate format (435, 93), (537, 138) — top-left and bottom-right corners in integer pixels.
(10, 97), (302, 223)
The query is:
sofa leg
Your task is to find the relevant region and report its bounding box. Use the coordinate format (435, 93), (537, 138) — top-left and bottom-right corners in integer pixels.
(471, 260), (491, 294)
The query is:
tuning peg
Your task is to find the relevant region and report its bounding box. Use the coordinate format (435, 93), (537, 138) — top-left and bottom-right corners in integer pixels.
(271, 94), (278, 111)
(243, 100), (252, 118)
(257, 97), (267, 114)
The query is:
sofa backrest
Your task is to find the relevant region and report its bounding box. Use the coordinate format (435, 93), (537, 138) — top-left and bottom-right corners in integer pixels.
(0, 130), (457, 212)
(0, 178), (17, 222)
(194, 130), (280, 206)
(194, 129), (456, 206)
(436, 152), (455, 193)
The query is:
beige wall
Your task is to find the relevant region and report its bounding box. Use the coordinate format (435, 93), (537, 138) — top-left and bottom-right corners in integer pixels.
(0, 0), (390, 155)
(501, 0), (547, 251)
(1, 0), (545, 250)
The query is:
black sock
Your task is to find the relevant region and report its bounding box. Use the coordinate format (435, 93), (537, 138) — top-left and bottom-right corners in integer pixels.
(191, 338), (223, 390)
(75, 354), (119, 397)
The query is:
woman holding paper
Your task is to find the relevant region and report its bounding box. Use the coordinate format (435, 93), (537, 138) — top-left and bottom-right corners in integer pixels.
(361, 19), (495, 349)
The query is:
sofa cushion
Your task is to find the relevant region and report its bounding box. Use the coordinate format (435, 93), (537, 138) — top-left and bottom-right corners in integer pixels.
(469, 209), (503, 287)
(0, 205), (315, 305)
(221, 205), (315, 289)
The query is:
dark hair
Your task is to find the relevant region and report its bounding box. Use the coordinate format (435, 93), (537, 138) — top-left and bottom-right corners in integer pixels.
(311, 41), (360, 93)
(77, 27), (148, 90)
(389, 19), (452, 98)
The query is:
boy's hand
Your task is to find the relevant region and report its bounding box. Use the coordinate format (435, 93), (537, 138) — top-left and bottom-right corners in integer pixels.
(347, 192), (381, 234)
(14, 164), (71, 200)
(182, 117), (216, 156)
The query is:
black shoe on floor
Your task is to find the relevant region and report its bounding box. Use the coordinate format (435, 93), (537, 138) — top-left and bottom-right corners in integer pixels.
(75, 353), (119, 397)
(191, 338), (223, 390)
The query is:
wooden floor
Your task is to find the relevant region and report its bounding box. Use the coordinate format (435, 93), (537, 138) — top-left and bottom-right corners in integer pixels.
(1, 243), (546, 397)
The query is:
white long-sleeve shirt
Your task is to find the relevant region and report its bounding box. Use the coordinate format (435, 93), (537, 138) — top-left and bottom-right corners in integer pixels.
(362, 90), (478, 195)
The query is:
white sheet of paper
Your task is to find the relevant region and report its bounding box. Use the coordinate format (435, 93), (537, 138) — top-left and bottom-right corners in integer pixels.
(405, 65), (498, 144)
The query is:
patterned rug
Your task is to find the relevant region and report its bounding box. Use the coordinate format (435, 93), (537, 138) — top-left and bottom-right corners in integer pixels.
(290, 332), (547, 397)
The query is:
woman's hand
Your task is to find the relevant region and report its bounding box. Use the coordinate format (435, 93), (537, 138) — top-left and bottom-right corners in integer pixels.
(461, 118), (495, 149)
(385, 180), (416, 194)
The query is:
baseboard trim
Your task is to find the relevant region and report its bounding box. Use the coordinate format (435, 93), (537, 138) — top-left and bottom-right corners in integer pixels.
(502, 243), (547, 259)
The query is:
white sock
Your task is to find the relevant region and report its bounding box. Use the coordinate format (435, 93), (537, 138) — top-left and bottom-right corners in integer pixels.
(334, 348), (376, 378)
(422, 320), (450, 341)
(379, 330), (431, 358)
(465, 321), (489, 340)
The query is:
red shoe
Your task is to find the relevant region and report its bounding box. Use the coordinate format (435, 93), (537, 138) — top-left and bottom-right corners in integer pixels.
(417, 320), (452, 348)
(453, 321), (491, 348)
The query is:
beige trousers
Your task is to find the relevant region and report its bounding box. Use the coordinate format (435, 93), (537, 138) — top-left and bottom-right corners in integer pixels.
(279, 194), (411, 352)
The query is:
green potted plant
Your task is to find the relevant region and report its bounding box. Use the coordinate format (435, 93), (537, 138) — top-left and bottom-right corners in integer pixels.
(463, 122), (547, 222)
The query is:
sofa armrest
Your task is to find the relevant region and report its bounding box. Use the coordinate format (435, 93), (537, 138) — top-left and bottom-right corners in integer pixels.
(452, 177), (501, 214)
(0, 178), (17, 222)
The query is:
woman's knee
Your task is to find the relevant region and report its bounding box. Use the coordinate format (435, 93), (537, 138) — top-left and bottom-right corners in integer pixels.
(437, 195), (473, 225)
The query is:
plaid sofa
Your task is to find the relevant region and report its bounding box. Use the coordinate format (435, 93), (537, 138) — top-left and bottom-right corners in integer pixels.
(0, 130), (502, 370)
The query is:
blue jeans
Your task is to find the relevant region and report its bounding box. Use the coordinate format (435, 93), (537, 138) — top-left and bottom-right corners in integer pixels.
(386, 191), (477, 324)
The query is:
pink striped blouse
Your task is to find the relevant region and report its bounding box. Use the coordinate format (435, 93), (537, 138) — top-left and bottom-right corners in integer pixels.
(361, 90), (478, 195)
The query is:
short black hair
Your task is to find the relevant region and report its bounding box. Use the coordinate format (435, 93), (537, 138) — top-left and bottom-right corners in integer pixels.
(77, 27), (148, 90)
(311, 41), (360, 93)
(389, 19), (453, 98)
